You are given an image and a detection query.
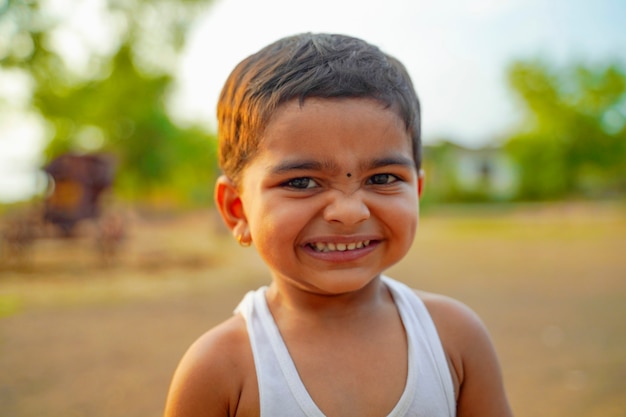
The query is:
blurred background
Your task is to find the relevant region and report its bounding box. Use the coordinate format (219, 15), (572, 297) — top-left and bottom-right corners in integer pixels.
(0, 0), (625, 416)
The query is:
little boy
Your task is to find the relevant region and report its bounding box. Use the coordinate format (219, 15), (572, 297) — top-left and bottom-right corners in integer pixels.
(164, 33), (513, 417)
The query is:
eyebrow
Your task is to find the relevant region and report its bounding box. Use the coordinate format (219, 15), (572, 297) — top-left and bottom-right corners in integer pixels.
(269, 159), (338, 176)
(270, 154), (415, 176)
(363, 155), (416, 171)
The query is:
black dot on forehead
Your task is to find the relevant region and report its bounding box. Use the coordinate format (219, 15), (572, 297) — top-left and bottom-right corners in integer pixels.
(347, 173), (352, 177)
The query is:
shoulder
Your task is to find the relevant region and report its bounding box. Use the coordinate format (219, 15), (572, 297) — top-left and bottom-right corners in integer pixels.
(414, 290), (513, 417)
(163, 314), (258, 417)
(415, 290), (489, 354)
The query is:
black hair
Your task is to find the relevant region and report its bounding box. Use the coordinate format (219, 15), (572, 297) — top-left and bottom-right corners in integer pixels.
(218, 33), (421, 184)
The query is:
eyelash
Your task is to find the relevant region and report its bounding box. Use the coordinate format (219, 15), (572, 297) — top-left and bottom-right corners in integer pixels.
(283, 177), (318, 189)
(366, 173), (400, 185)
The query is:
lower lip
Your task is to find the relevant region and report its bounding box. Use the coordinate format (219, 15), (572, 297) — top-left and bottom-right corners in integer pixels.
(302, 241), (379, 262)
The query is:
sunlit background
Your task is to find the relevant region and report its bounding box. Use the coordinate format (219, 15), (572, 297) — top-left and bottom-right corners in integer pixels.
(1, 0), (625, 204)
(1, 0), (625, 416)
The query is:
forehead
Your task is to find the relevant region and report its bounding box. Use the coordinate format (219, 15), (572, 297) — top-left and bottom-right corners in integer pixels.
(258, 98), (413, 163)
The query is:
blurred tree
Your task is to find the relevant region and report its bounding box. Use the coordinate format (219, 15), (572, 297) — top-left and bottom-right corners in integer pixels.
(0, 0), (217, 206)
(505, 59), (626, 200)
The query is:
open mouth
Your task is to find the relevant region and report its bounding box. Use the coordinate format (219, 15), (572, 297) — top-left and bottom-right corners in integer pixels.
(308, 240), (372, 253)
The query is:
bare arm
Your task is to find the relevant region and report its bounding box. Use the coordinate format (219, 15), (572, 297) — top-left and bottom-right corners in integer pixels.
(163, 316), (256, 417)
(420, 292), (513, 416)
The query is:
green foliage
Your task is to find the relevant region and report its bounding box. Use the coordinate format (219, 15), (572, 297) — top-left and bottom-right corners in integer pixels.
(1, 0), (216, 207)
(505, 59), (626, 200)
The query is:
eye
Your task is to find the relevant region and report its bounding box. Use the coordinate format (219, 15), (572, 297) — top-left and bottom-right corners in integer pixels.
(367, 173), (398, 185)
(284, 177), (319, 189)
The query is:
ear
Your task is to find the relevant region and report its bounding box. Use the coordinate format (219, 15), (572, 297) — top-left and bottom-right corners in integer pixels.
(214, 175), (249, 240)
(417, 169), (425, 198)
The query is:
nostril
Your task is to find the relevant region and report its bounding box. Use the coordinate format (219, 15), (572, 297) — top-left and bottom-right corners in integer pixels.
(323, 196), (370, 224)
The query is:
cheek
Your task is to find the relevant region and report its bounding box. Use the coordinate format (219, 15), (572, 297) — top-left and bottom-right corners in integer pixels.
(389, 196), (419, 238)
(248, 199), (301, 245)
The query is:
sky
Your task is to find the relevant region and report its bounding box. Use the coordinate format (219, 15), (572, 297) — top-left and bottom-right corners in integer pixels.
(1, 0), (626, 202)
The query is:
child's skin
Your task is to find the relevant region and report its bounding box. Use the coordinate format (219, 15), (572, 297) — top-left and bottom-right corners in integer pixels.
(163, 97), (513, 416)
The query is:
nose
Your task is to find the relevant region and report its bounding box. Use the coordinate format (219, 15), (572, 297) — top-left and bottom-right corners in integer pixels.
(323, 190), (370, 225)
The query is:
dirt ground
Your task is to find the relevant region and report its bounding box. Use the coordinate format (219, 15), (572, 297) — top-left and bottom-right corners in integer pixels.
(0, 201), (625, 417)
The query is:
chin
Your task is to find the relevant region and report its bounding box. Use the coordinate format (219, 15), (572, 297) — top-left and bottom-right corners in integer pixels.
(305, 271), (382, 296)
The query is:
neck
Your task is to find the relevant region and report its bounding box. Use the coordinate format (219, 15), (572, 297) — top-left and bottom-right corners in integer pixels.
(265, 275), (390, 324)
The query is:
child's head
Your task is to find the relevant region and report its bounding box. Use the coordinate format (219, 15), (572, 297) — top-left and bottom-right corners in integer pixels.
(217, 33), (421, 185)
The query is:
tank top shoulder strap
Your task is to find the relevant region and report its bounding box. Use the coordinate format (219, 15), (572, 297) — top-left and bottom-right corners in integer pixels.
(236, 287), (324, 416)
(382, 276), (456, 416)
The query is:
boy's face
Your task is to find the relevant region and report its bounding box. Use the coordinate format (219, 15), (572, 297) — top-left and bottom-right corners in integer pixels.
(217, 97), (421, 296)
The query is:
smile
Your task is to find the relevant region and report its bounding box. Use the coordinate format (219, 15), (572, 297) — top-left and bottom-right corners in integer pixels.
(309, 240), (371, 253)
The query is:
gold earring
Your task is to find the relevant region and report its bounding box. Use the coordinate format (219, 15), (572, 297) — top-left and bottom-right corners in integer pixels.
(237, 234), (251, 247)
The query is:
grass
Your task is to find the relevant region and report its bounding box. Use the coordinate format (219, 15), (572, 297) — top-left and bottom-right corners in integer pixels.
(0, 201), (624, 416)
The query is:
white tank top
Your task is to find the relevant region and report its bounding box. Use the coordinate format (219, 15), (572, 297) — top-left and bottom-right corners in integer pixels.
(235, 276), (456, 416)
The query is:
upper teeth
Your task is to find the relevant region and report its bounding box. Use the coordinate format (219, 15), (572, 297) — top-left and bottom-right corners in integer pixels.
(311, 240), (371, 252)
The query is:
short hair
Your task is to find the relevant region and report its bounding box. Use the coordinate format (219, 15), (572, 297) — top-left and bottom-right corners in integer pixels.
(217, 33), (421, 184)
